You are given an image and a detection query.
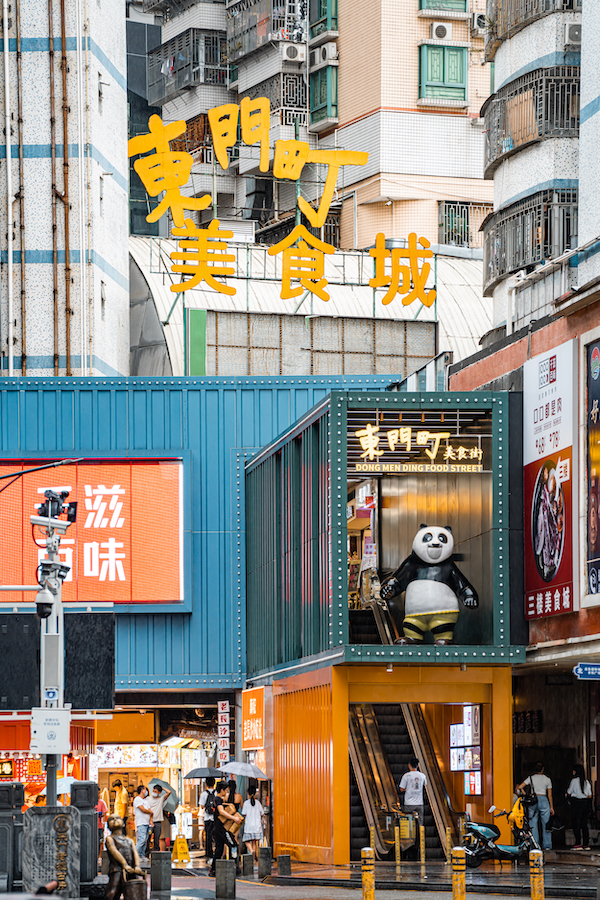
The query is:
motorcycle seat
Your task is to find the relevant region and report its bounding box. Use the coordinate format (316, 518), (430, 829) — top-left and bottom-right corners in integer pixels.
(470, 821), (501, 839)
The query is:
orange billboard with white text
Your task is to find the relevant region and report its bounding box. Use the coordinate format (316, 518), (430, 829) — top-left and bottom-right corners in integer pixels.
(241, 687), (264, 751)
(0, 459), (183, 604)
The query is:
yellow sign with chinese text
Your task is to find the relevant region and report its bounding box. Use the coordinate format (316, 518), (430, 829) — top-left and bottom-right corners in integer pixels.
(351, 423), (485, 474)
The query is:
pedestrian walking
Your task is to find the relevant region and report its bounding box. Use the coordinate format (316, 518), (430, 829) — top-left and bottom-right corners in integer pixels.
(96, 795), (108, 856)
(226, 779), (243, 811)
(200, 777), (217, 864)
(208, 781), (243, 878)
(147, 784), (171, 853)
(241, 786), (264, 862)
(518, 762), (554, 852)
(133, 785), (152, 862)
(112, 780), (129, 820)
(399, 757), (427, 827)
(566, 764), (592, 850)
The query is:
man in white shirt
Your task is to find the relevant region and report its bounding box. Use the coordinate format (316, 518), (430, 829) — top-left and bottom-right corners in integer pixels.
(399, 757), (428, 833)
(518, 762), (554, 851)
(133, 785), (152, 862)
(148, 784), (172, 852)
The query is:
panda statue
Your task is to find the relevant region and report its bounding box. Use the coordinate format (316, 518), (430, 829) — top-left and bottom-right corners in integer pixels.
(380, 524), (478, 645)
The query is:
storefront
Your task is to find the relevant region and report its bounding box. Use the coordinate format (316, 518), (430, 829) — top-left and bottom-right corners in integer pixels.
(245, 390), (527, 863)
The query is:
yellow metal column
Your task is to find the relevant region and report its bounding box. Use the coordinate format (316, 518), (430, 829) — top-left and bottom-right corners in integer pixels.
(361, 846), (375, 900)
(452, 847), (466, 900)
(491, 667), (513, 843)
(332, 666), (350, 864)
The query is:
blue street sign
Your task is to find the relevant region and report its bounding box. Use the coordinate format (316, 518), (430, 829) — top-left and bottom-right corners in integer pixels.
(573, 663), (600, 680)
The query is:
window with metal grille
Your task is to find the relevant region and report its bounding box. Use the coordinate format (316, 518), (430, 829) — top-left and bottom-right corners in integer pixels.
(310, 66), (338, 123)
(147, 29), (228, 105)
(483, 66), (580, 176)
(483, 188), (578, 293)
(439, 202), (493, 249)
(419, 0), (467, 9)
(487, 0), (582, 46)
(419, 45), (467, 101)
(170, 113), (213, 163)
(309, 0), (337, 39)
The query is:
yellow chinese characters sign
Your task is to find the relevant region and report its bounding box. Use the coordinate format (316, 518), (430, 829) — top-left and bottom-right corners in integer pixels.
(241, 686), (264, 751)
(351, 423), (484, 474)
(128, 101), (436, 308)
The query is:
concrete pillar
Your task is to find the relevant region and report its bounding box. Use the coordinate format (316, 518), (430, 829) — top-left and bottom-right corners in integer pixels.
(258, 846), (272, 878)
(241, 854), (254, 876)
(277, 854), (291, 875)
(150, 851), (171, 892)
(215, 859), (236, 898)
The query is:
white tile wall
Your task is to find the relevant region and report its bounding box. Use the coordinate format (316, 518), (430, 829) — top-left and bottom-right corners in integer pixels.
(162, 2), (227, 43)
(494, 12), (582, 91)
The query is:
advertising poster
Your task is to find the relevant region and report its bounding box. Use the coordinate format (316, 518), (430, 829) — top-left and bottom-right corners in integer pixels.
(587, 340), (600, 594)
(523, 340), (577, 619)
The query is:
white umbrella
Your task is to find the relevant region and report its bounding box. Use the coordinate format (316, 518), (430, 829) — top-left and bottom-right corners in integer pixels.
(41, 776), (78, 795)
(219, 761), (267, 779)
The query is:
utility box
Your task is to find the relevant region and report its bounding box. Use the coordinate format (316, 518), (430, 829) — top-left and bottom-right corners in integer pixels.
(0, 782), (25, 890)
(71, 781), (99, 884)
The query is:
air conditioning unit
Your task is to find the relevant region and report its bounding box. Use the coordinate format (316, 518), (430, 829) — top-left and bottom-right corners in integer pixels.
(564, 22), (582, 44)
(309, 41), (338, 70)
(280, 43), (307, 63)
(471, 12), (486, 33)
(431, 21), (452, 41)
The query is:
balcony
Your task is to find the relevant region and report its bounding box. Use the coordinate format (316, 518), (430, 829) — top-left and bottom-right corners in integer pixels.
(227, 0), (307, 62)
(485, 0), (582, 61)
(148, 29), (228, 106)
(483, 188), (578, 294)
(482, 66), (580, 177)
(438, 201), (493, 250)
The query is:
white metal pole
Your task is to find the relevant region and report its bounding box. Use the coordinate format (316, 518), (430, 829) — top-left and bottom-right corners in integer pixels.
(3, 0), (13, 377)
(75, 0), (87, 375)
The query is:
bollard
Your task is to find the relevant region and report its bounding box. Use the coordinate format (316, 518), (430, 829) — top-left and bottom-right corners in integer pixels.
(215, 858), (236, 899)
(369, 825), (375, 852)
(277, 854), (292, 876)
(530, 849), (544, 900)
(394, 825), (401, 871)
(451, 847), (466, 900)
(241, 854), (254, 877)
(361, 846), (375, 900)
(446, 826), (452, 864)
(150, 851), (172, 893)
(419, 814), (426, 864)
(258, 846), (272, 879)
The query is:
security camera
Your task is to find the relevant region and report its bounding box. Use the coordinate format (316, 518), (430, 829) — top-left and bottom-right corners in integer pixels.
(30, 515), (72, 534)
(35, 586), (55, 619)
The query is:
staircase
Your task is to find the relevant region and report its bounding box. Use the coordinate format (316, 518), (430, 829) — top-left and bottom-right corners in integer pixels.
(350, 768), (370, 861)
(349, 609), (379, 644)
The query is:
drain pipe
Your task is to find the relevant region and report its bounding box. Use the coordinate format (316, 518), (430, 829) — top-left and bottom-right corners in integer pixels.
(3, 0), (14, 377)
(75, 0), (87, 375)
(83, 0), (93, 374)
(48, 0), (59, 375)
(15, 0), (25, 374)
(59, 0), (72, 376)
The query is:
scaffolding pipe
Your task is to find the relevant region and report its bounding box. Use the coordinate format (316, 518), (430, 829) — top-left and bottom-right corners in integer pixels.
(83, 0), (93, 374)
(75, 0), (87, 375)
(59, 0), (72, 375)
(48, 0), (59, 375)
(15, 0), (25, 374)
(3, 0), (14, 376)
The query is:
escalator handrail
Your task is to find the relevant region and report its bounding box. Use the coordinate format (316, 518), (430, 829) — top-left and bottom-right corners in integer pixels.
(406, 703), (465, 818)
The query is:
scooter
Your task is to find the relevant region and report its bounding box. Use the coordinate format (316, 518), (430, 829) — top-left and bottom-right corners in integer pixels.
(461, 797), (540, 868)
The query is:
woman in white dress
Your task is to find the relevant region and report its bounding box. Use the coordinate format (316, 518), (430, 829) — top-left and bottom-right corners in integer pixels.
(241, 786), (264, 862)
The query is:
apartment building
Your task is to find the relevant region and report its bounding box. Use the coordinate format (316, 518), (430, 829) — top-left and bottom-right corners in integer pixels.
(138, 0), (494, 251)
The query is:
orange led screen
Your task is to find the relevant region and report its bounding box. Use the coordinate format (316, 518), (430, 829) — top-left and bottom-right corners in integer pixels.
(0, 459), (183, 604)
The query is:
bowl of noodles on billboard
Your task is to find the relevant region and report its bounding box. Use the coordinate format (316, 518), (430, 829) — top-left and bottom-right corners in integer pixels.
(531, 460), (565, 582)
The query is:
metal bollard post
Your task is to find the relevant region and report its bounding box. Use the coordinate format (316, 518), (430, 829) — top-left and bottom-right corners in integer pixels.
(419, 814), (426, 864)
(394, 825), (401, 872)
(451, 847), (466, 900)
(446, 826), (452, 864)
(530, 849), (544, 900)
(362, 846), (375, 900)
(369, 825), (375, 852)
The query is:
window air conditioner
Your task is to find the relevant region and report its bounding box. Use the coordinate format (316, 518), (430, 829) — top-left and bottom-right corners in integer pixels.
(281, 43), (307, 62)
(564, 23), (582, 44)
(431, 22), (452, 41)
(310, 42), (338, 70)
(471, 13), (486, 33)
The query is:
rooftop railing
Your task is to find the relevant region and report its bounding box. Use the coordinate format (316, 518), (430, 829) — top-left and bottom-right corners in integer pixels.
(485, 0), (582, 60)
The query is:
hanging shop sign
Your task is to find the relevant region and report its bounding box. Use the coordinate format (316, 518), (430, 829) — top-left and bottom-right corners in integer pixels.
(573, 663), (600, 680)
(93, 745), (159, 768)
(523, 340), (577, 619)
(0, 459), (183, 605)
(241, 687), (264, 751)
(217, 701), (230, 764)
(586, 339), (600, 596)
(128, 104), (436, 309)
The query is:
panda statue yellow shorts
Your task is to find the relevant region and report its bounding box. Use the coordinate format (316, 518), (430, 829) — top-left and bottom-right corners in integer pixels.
(380, 524), (478, 646)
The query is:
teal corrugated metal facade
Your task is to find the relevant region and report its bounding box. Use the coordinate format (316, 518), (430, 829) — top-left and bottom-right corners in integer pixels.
(0, 376), (397, 691)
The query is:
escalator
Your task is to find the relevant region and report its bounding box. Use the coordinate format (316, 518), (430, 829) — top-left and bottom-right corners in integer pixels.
(349, 703), (463, 861)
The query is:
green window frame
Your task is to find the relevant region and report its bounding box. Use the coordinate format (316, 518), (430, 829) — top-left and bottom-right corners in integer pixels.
(419, 0), (467, 9)
(309, 0), (338, 40)
(310, 66), (338, 124)
(419, 45), (467, 101)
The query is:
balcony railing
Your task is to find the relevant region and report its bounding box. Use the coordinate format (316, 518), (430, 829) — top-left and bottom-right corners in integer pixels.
(485, 0), (582, 60)
(483, 66), (580, 176)
(483, 188), (578, 294)
(148, 29), (228, 106)
(438, 201), (493, 249)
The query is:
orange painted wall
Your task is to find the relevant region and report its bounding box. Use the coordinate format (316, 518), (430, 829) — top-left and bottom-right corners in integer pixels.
(96, 712), (155, 744)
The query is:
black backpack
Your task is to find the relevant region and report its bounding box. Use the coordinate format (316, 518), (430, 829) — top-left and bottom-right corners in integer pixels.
(204, 790), (218, 817)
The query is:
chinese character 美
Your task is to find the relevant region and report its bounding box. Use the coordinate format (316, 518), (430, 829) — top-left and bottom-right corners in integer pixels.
(369, 232), (437, 307)
(127, 115), (212, 227)
(535, 593), (543, 615)
(169, 219), (236, 295)
(444, 445), (456, 460)
(544, 593), (552, 613)
(268, 225), (335, 301)
(84, 484), (126, 529)
(415, 430), (450, 462)
(208, 98), (270, 173)
(563, 586), (571, 609)
(355, 424), (384, 461)
(591, 400), (599, 424)
(388, 427), (412, 452)
(84, 539), (126, 582)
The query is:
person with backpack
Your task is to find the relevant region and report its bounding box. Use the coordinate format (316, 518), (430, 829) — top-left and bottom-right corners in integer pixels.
(517, 762), (554, 851)
(566, 764), (592, 850)
(200, 777), (217, 864)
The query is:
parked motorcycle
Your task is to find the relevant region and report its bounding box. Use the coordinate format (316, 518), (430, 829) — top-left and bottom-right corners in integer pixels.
(461, 797), (540, 868)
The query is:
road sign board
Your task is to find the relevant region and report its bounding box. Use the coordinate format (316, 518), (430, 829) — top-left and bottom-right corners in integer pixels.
(30, 708), (71, 754)
(573, 663), (600, 680)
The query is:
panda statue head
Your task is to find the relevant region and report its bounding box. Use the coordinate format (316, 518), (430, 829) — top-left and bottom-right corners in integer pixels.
(412, 524), (454, 564)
